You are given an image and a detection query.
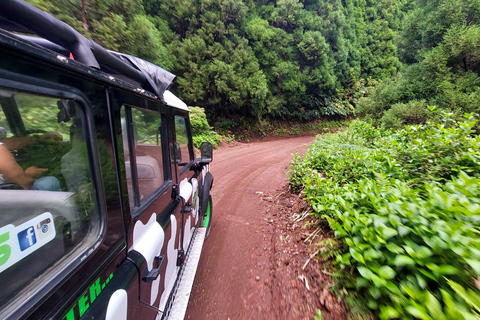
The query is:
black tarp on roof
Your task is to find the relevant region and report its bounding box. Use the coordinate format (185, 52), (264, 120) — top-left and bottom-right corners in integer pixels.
(108, 51), (176, 98)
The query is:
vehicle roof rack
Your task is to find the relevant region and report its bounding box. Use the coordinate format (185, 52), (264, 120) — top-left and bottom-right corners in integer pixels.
(0, 0), (176, 103)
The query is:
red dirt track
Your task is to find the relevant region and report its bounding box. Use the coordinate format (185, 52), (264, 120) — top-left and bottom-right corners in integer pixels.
(185, 136), (317, 319)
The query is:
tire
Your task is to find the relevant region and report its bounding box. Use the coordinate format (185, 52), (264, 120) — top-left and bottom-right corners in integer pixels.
(203, 194), (212, 239)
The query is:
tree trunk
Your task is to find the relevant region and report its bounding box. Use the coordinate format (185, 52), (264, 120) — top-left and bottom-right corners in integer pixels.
(277, 73), (282, 96)
(81, 0), (89, 32)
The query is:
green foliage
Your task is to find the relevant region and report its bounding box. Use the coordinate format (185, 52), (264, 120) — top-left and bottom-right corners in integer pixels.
(16, 95), (70, 135)
(314, 309), (324, 320)
(189, 107), (222, 148)
(365, 0), (480, 118)
(224, 134), (236, 144)
(317, 238), (341, 260)
(380, 100), (428, 129)
(26, 0), (403, 126)
(26, 0), (174, 70)
(289, 110), (480, 318)
(192, 132), (222, 149)
(355, 79), (403, 121)
(215, 119), (238, 131)
(270, 120), (349, 137)
(189, 107), (212, 135)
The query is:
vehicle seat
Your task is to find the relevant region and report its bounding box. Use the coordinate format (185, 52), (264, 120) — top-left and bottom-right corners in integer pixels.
(61, 123), (88, 193)
(125, 156), (162, 200)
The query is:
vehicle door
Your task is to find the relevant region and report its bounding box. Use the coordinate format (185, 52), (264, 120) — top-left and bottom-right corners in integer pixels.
(172, 113), (200, 256)
(113, 91), (184, 316)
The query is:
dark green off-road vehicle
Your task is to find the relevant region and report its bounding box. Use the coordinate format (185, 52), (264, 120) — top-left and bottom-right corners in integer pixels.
(0, 1), (214, 319)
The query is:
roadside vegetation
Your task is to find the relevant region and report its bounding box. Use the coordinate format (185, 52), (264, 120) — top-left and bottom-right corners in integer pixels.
(289, 108), (480, 319)
(215, 119), (350, 143)
(189, 107), (222, 148)
(190, 104), (349, 146)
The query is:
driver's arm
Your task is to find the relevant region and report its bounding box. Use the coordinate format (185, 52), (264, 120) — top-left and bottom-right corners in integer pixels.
(0, 143), (34, 189)
(0, 132), (62, 151)
(0, 136), (34, 151)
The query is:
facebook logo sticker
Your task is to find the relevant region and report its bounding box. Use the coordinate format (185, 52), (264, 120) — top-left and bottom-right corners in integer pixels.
(17, 226), (37, 251)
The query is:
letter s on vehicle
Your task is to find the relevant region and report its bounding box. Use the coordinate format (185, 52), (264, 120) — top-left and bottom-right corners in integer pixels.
(0, 232), (11, 266)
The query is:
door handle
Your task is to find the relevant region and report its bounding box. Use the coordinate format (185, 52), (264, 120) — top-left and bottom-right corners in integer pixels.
(142, 254), (165, 282)
(181, 202), (192, 213)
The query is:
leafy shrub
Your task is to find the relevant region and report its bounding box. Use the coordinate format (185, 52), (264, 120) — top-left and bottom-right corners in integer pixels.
(215, 118), (245, 130)
(435, 76), (480, 114)
(192, 132), (221, 148)
(189, 106), (213, 134)
(289, 109), (480, 318)
(323, 175), (480, 319)
(355, 80), (401, 120)
(380, 100), (428, 129)
(224, 134), (236, 144)
(189, 107), (222, 148)
(268, 94), (353, 122)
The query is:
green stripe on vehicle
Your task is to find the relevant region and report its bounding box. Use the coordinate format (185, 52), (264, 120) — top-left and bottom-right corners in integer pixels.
(203, 201), (211, 228)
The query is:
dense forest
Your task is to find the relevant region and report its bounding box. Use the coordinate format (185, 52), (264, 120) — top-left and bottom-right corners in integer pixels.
(26, 0), (480, 129)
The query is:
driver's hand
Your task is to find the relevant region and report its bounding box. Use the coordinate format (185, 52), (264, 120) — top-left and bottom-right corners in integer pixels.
(41, 131), (63, 141)
(25, 166), (48, 178)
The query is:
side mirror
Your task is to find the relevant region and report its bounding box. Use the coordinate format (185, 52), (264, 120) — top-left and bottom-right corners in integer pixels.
(200, 142), (213, 163)
(57, 99), (76, 123)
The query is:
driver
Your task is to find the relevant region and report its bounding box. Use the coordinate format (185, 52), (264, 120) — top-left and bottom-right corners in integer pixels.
(0, 135), (61, 191)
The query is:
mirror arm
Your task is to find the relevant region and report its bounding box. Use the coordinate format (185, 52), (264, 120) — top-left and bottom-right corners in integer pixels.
(171, 184), (178, 199)
(190, 160), (209, 172)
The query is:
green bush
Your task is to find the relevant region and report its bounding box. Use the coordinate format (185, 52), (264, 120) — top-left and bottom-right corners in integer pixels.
(323, 175), (480, 319)
(189, 106), (213, 135)
(289, 109), (480, 319)
(192, 132), (221, 148)
(380, 100), (428, 129)
(189, 107), (222, 148)
(355, 80), (401, 120)
(215, 119), (237, 130)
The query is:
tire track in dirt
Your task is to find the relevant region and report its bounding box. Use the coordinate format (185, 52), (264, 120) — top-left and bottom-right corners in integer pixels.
(186, 136), (315, 320)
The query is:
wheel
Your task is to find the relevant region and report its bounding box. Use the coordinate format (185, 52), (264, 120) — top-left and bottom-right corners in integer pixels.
(203, 194), (212, 238)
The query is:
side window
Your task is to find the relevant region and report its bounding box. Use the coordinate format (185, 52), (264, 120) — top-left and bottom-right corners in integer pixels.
(175, 116), (193, 166)
(121, 106), (165, 207)
(0, 89), (100, 310)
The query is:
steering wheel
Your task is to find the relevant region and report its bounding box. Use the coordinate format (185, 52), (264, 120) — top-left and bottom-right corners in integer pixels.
(0, 183), (24, 190)
(25, 129), (46, 135)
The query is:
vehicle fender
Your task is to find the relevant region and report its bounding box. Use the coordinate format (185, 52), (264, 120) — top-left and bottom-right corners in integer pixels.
(199, 172), (213, 217)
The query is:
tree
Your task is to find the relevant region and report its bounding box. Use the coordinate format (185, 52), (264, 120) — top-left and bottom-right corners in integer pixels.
(26, 0), (173, 70)
(170, 0), (269, 121)
(25, 0), (412, 126)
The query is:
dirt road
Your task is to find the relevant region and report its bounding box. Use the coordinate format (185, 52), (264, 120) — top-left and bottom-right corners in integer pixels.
(185, 135), (316, 320)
